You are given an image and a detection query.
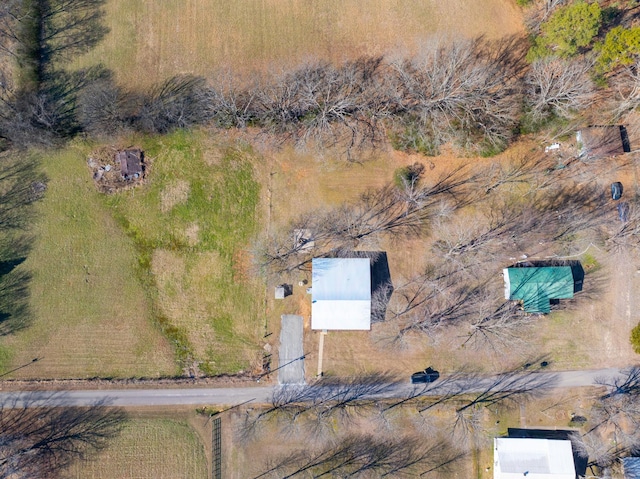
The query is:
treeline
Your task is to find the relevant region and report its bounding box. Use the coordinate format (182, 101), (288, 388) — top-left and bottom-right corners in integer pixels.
(0, 0), (109, 145)
(0, 36), (600, 156)
(2, 1), (640, 157)
(242, 361), (555, 477)
(2, 30), (526, 155)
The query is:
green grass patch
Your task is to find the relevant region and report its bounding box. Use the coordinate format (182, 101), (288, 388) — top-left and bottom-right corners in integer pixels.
(0, 144), (177, 379)
(580, 252), (601, 274)
(106, 130), (263, 375)
(0, 344), (13, 373)
(65, 418), (208, 479)
(631, 322), (640, 354)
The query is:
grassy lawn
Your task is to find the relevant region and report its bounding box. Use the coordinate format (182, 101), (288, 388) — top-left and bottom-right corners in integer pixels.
(64, 418), (208, 479)
(106, 131), (263, 375)
(0, 144), (176, 378)
(72, 0), (523, 88)
(0, 130), (263, 378)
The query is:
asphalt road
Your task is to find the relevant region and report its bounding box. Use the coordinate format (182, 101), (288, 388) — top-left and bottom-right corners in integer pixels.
(0, 367), (625, 408)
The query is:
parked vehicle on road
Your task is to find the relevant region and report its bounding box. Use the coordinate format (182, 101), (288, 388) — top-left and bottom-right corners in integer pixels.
(411, 367), (440, 384)
(611, 182), (623, 200)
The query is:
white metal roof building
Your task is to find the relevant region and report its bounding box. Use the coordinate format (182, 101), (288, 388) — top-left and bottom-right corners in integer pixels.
(494, 438), (576, 479)
(311, 258), (371, 330)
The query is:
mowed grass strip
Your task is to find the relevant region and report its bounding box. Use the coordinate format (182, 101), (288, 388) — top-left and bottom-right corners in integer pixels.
(107, 131), (263, 375)
(64, 419), (208, 479)
(0, 144), (176, 379)
(73, 0), (523, 88)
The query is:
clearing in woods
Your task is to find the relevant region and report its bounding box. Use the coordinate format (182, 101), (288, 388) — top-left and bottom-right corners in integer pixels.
(72, 0), (524, 88)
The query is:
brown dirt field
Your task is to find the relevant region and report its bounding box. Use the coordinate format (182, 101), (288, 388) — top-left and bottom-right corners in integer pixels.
(224, 406), (473, 478)
(262, 141), (531, 379)
(73, 0), (524, 88)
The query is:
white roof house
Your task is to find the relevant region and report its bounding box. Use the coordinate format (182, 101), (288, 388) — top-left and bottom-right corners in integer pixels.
(494, 438), (576, 479)
(311, 258), (371, 330)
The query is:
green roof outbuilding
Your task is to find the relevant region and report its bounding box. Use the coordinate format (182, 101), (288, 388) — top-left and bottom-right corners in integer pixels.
(503, 266), (582, 314)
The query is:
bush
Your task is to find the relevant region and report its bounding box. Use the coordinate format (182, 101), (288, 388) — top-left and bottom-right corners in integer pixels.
(394, 162), (426, 188)
(389, 123), (440, 156)
(631, 322), (640, 354)
(479, 140), (508, 157)
(596, 26), (640, 73)
(527, 1), (602, 61)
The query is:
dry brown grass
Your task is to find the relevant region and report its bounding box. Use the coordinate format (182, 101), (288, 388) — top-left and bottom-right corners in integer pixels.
(262, 145), (527, 380)
(261, 140), (640, 380)
(160, 179), (190, 213)
(73, 0), (524, 88)
(64, 417), (209, 479)
(224, 390), (599, 478)
(225, 406), (472, 478)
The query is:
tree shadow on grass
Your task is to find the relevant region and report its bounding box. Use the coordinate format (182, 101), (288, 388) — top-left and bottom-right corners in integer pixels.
(0, 267), (32, 336)
(0, 392), (127, 478)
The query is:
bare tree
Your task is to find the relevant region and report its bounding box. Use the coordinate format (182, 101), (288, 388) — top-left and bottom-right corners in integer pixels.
(205, 70), (257, 128)
(0, 393), (126, 478)
(454, 363), (556, 415)
(136, 75), (213, 133)
(389, 37), (523, 155)
(482, 153), (554, 194)
(432, 200), (546, 262)
(464, 301), (533, 353)
(254, 57), (391, 156)
(609, 61), (640, 119)
(524, 0), (570, 33)
(525, 56), (595, 122)
(382, 370), (472, 414)
(37, 0), (109, 68)
(606, 203), (640, 250)
(569, 431), (621, 472)
(240, 373), (400, 442)
(0, 0), (25, 60)
(0, 0), (111, 146)
(76, 77), (133, 135)
(261, 166), (474, 275)
(598, 366), (640, 400)
(310, 373), (400, 420)
(390, 279), (488, 340)
(536, 182), (611, 243)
